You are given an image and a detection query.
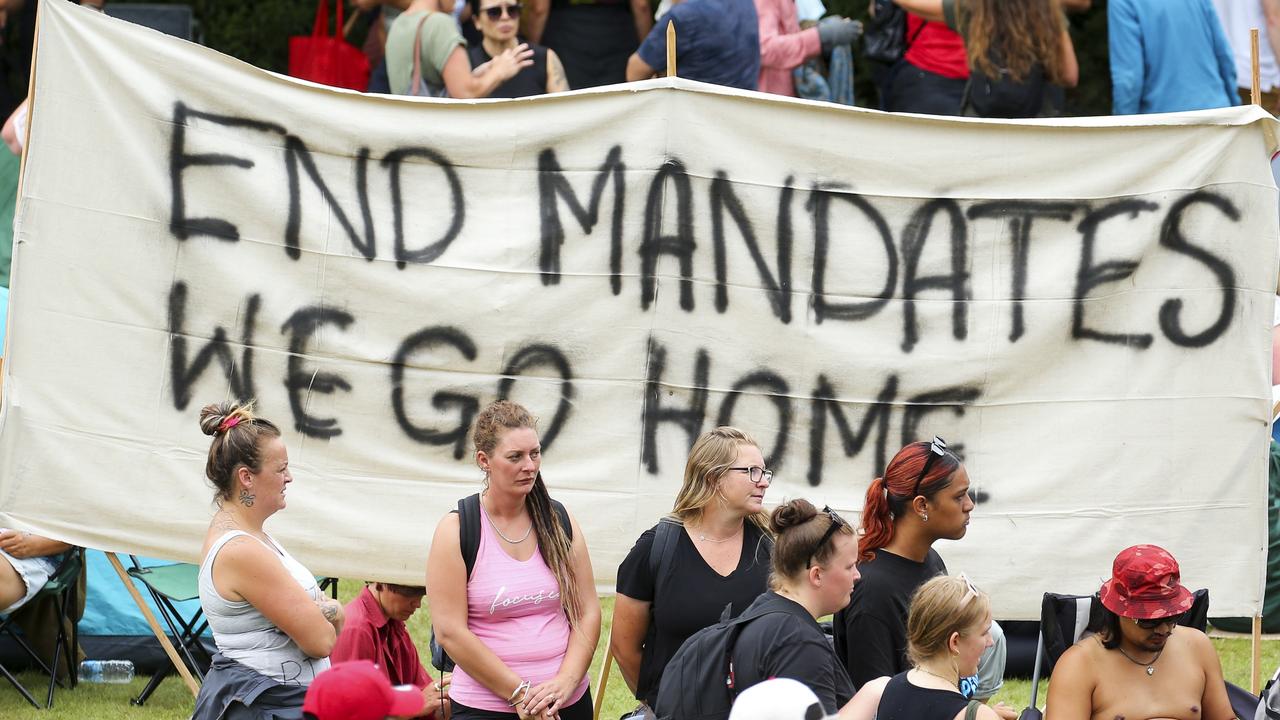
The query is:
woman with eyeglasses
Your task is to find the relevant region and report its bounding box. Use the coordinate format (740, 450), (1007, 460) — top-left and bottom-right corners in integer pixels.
(655, 498), (859, 716)
(611, 427), (775, 715)
(468, 0), (569, 97)
(833, 437), (1009, 713)
(860, 574), (1000, 720)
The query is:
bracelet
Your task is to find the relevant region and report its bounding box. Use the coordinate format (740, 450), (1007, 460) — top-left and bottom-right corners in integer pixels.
(507, 680), (531, 707)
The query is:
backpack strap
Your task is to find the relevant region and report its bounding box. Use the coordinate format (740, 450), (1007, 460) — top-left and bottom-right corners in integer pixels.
(454, 493), (482, 580)
(723, 603), (791, 695)
(649, 517), (683, 603)
(964, 699), (981, 720)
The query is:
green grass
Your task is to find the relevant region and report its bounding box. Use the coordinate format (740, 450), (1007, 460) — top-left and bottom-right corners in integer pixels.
(1, 580), (1275, 718)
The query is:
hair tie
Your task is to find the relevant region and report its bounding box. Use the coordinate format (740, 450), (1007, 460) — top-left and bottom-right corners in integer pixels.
(882, 488), (889, 501)
(219, 416), (242, 433)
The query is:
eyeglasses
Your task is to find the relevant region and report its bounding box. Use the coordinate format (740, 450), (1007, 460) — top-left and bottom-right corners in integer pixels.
(911, 436), (949, 498)
(807, 506), (849, 568)
(482, 3), (522, 20)
(1133, 612), (1183, 630)
(730, 466), (773, 485)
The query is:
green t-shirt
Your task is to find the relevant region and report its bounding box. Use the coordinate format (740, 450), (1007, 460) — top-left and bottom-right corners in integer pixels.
(0, 148), (19, 288)
(385, 10), (466, 96)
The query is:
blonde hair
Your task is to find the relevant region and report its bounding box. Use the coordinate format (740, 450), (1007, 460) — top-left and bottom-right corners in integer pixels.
(670, 427), (770, 535)
(906, 575), (991, 667)
(472, 401), (582, 627)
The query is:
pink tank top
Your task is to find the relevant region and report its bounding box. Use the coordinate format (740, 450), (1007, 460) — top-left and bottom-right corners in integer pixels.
(449, 507), (589, 712)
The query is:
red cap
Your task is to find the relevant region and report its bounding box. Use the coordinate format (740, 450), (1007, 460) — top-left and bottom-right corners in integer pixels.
(303, 661), (425, 720)
(1099, 544), (1194, 620)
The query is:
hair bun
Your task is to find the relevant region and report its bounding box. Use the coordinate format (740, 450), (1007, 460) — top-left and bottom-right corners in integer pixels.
(769, 498), (819, 534)
(198, 403), (229, 437)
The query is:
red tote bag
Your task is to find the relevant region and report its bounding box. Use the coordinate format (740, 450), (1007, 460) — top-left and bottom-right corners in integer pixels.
(288, 0), (371, 91)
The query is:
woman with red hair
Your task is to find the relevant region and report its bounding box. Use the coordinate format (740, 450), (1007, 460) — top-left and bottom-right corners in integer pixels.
(833, 438), (993, 695)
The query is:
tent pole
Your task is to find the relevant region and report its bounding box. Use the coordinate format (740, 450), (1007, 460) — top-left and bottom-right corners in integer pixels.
(1254, 614), (1264, 694)
(592, 625), (614, 720)
(105, 552), (200, 697)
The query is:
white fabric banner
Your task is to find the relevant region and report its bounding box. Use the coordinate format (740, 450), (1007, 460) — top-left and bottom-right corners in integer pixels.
(1, 0), (1277, 619)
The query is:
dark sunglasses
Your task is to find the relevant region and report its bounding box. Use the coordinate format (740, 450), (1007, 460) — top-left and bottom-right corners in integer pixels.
(911, 436), (949, 498)
(1133, 612), (1184, 630)
(807, 506), (849, 568)
(482, 3), (522, 20)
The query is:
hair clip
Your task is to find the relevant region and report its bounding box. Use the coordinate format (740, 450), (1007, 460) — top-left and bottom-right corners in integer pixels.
(219, 416), (242, 432)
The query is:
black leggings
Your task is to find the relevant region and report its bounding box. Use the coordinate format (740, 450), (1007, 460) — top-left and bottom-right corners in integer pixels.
(451, 689), (593, 720)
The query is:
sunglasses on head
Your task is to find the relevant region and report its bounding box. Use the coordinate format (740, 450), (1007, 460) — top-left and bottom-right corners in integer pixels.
(1133, 612), (1183, 630)
(958, 572), (981, 606)
(911, 436), (949, 498)
(807, 506), (849, 568)
(482, 3), (522, 20)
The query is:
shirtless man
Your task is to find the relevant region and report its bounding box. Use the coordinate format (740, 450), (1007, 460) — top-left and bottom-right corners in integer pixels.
(1045, 545), (1234, 720)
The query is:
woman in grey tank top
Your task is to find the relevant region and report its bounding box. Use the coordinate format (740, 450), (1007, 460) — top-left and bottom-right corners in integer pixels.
(190, 402), (345, 720)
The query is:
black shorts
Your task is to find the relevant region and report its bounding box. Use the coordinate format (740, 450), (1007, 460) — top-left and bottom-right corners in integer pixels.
(451, 689), (593, 720)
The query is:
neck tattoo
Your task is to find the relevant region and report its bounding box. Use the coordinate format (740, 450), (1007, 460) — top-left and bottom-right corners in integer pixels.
(1115, 645), (1163, 676)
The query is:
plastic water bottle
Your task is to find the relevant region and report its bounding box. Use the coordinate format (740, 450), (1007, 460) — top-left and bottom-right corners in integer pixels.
(78, 660), (135, 684)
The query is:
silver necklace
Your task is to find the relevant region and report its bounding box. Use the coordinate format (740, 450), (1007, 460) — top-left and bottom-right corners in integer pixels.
(483, 505), (533, 544)
(694, 524), (742, 543)
(1115, 646), (1163, 676)
(914, 667), (959, 690)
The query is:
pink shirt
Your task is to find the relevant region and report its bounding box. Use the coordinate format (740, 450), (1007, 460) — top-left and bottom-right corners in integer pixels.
(449, 509), (589, 712)
(754, 0), (820, 96)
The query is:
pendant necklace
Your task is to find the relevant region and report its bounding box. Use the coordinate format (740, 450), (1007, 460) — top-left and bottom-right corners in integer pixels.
(695, 525), (742, 543)
(1116, 646), (1163, 676)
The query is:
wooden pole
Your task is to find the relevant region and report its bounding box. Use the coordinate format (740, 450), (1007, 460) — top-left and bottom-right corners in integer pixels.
(666, 21), (676, 78)
(1254, 614), (1265, 695)
(105, 552), (200, 697)
(1253, 28), (1262, 106)
(592, 626), (614, 720)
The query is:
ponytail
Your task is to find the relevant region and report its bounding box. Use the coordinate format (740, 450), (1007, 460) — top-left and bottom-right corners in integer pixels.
(858, 476), (893, 563)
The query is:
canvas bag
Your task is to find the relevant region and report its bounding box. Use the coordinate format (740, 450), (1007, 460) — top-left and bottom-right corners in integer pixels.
(288, 0), (371, 91)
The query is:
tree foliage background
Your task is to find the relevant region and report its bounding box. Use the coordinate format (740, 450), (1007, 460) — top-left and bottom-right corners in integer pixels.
(113, 0), (1110, 114)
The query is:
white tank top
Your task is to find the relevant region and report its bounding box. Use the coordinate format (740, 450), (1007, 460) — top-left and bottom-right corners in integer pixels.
(198, 530), (330, 685)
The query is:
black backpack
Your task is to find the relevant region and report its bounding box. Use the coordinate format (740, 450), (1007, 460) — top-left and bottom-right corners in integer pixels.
(638, 519), (774, 705)
(963, 62), (1047, 119)
(652, 602), (787, 720)
(429, 490), (573, 672)
(863, 0), (926, 64)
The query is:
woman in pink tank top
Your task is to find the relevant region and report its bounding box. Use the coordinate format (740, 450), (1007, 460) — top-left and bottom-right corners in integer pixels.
(427, 401), (601, 720)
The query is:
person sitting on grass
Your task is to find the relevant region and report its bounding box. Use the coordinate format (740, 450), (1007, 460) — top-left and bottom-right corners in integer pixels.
(1044, 544), (1234, 720)
(331, 582), (449, 719)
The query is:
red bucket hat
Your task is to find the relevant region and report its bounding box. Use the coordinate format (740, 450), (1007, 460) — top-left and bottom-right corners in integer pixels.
(303, 660), (425, 720)
(1099, 544), (1194, 620)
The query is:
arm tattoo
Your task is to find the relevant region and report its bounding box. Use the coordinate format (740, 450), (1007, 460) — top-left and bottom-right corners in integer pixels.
(321, 600), (340, 622)
(238, 489), (255, 507)
(548, 53), (570, 93)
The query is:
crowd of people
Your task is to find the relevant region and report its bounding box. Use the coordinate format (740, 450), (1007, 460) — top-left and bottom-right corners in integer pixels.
(337, 0), (1276, 119)
(172, 399), (1236, 720)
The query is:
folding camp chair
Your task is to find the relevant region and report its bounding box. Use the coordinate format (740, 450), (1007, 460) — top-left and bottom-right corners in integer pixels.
(1018, 589), (1258, 720)
(0, 547), (85, 708)
(126, 557), (211, 706)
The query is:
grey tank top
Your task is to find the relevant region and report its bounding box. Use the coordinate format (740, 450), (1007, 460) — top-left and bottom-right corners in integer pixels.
(198, 530), (330, 685)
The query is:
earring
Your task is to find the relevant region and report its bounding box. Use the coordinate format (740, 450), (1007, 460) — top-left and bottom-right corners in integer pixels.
(922, 513), (929, 522)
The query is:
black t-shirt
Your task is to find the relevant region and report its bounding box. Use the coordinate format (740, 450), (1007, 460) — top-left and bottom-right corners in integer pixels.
(616, 521), (771, 706)
(731, 591), (855, 714)
(876, 670), (969, 720)
(466, 42), (548, 99)
(833, 547), (948, 689)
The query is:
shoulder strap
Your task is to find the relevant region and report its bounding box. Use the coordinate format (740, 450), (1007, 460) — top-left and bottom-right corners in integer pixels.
(964, 699), (981, 720)
(649, 517), (683, 603)
(723, 602), (791, 695)
(455, 493), (482, 580)
(409, 13), (431, 97)
(550, 496), (573, 542)
(904, 11), (927, 50)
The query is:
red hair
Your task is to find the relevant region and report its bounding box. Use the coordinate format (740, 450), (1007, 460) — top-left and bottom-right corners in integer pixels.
(858, 441), (961, 563)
